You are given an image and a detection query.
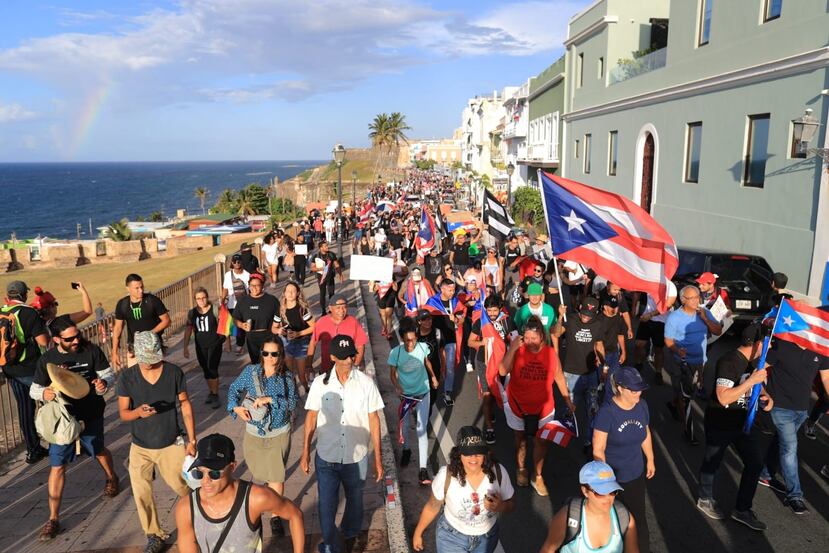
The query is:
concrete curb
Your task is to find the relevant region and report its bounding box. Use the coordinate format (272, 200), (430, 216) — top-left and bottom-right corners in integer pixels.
(350, 271), (412, 553)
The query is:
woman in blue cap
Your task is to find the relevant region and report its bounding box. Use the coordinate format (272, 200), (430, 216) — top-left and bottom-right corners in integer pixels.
(539, 461), (639, 553)
(592, 367), (654, 553)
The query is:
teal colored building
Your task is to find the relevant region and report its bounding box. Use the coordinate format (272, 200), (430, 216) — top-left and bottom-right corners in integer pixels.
(560, 0), (829, 299)
(521, 55), (566, 187)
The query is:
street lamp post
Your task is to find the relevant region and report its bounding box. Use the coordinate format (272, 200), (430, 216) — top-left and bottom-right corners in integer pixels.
(332, 144), (346, 257)
(351, 169), (357, 204)
(505, 161), (515, 212)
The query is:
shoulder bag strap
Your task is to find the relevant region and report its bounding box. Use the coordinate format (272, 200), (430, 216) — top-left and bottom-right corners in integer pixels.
(211, 481), (249, 553)
(442, 469), (452, 502)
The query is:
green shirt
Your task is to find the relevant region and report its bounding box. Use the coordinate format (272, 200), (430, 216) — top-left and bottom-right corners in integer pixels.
(513, 302), (557, 334)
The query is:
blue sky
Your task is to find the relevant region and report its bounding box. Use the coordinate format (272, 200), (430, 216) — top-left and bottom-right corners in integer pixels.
(0, 0), (590, 162)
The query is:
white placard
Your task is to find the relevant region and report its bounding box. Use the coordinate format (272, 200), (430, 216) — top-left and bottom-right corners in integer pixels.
(708, 296), (729, 322)
(314, 258), (325, 269)
(294, 244), (308, 255)
(349, 254), (393, 282)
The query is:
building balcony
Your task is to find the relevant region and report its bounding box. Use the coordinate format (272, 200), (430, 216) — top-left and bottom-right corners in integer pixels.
(608, 46), (667, 85)
(518, 142), (559, 166)
(503, 118), (528, 139)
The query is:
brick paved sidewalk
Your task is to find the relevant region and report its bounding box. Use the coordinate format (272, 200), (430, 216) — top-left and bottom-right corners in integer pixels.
(0, 270), (387, 553)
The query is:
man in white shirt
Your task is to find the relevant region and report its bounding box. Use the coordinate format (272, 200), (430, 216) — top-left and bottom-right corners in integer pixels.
(300, 335), (384, 553)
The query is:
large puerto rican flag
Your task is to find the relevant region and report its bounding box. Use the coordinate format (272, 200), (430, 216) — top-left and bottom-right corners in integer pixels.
(539, 172), (678, 311)
(481, 307), (507, 408)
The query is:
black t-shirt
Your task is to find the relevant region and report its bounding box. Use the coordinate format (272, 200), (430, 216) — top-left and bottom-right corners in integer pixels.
(598, 314), (626, 354)
(452, 243), (470, 266)
(418, 326), (445, 376)
(240, 251), (259, 274)
(283, 304), (312, 333)
(563, 317), (601, 375)
(598, 289), (630, 313)
(424, 254), (444, 282)
(1, 302), (47, 378)
(313, 251), (339, 283)
(114, 294), (168, 345)
(503, 246), (522, 273)
(35, 344), (109, 422)
(116, 362), (187, 449)
(766, 340), (829, 411)
(471, 315), (516, 364)
(388, 232), (404, 249)
(705, 349), (752, 432)
(431, 297), (458, 345)
(233, 294), (280, 332)
(187, 307), (222, 348)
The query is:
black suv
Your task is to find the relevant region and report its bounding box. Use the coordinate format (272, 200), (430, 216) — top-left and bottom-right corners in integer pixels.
(674, 248), (775, 321)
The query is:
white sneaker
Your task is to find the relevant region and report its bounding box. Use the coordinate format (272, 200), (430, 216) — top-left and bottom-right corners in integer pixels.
(696, 498), (725, 520)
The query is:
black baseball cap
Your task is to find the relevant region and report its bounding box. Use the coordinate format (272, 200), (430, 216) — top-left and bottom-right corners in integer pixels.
(455, 426), (489, 456)
(415, 308), (431, 321)
(330, 334), (357, 359)
(231, 253), (242, 262)
(580, 297), (600, 320)
(601, 295), (619, 309)
(189, 433), (235, 471)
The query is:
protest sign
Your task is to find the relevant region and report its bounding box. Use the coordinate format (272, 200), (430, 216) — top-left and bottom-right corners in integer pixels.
(350, 254), (393, 282)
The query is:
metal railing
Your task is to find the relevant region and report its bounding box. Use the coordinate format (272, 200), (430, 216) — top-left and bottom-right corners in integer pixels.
(608, 47), (667, 85)
(0, 259), (230, 457)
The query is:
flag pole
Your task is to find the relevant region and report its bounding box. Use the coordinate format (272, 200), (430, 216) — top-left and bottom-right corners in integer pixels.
(743, 299), (784, 433)
(537, 169), (567, 322)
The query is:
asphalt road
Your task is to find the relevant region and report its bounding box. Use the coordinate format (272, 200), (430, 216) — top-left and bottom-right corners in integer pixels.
(360, 291), (829, 553)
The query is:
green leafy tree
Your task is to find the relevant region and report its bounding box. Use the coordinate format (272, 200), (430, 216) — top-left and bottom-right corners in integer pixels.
(148, 211), (163, 222)
(212, 188), (238, 214)
(414, 159), (436, 170)
(105, 219), (132, 242)
(194, 187), (209, 215)
(511, 186), (544, 226)
(242, 183), (269, 214)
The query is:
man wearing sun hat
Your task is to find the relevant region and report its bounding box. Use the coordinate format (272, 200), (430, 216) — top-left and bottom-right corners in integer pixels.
(30, 315), (120, 541)
(117, 331), (196, 553)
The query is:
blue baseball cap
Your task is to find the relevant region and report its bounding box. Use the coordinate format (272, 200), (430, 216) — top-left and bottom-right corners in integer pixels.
(579, 461), (624, 495)
(613, 366), (649, 392)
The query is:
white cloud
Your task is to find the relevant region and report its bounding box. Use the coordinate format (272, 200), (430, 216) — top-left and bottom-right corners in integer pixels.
(0, 102), (37, 122)
(0, 0), (582, 109)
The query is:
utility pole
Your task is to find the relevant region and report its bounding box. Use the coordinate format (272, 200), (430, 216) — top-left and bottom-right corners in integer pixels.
(76, 223), (81, 241)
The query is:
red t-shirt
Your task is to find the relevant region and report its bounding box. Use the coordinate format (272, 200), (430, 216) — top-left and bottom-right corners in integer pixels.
(507, 344), (559, 416)
(312, 315), (368, 372)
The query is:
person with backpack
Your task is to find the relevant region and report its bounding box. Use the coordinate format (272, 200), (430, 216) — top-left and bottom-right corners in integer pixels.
(389, 318), (439, 486)
(30, 316), (120, 541)
(1, 280), (50, 464)
(592, 367), (654, 553)
(174, 433), (305, 553)
(227, 336), (298, 537)
(411, 426), (514, 553)
(182, 287), (225, 408)
(539, 461), (638, 553)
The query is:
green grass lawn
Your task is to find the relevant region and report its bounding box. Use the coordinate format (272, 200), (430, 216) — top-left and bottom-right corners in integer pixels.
(0, 235), (259, 314)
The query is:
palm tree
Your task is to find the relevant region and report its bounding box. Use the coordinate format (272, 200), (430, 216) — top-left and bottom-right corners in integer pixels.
(214, 188), (237, 213)
(105, 219), (132, 241)
(194, 187), (209, 215)
(368, 113), (390, 150)
(369, 112), (411, 176)
(236, 188), (257, 216)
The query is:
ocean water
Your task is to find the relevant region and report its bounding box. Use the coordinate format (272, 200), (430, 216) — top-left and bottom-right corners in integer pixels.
(0, 161), (323, 240)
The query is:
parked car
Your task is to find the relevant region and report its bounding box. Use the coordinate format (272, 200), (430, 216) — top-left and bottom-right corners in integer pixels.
(674, 247), (775, 322)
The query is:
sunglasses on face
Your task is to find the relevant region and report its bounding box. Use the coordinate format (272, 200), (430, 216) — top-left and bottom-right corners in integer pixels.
(189, 467), (226, 480)
(261, 351), (282, 358)
(60, 334), (81, 342)
(587, 486), (619, 497)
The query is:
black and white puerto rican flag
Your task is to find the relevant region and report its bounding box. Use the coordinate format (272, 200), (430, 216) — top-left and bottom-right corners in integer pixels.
(482, 189), (515, 240)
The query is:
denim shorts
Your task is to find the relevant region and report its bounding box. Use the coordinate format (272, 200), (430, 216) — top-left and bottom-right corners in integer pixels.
(285, 336), (311, 358)
(49, 417), (105, 467)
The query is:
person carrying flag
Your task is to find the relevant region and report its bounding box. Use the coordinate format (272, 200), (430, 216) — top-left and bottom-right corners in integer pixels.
(388, 318), (439, 486)
(695, 324), (772, 531)
(500, 316), (574, 496)
(424, 279), (465, 406)
(398, 267), (435, 318)
(468, 295), (515, 445)
(757, 301), (829, 515)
